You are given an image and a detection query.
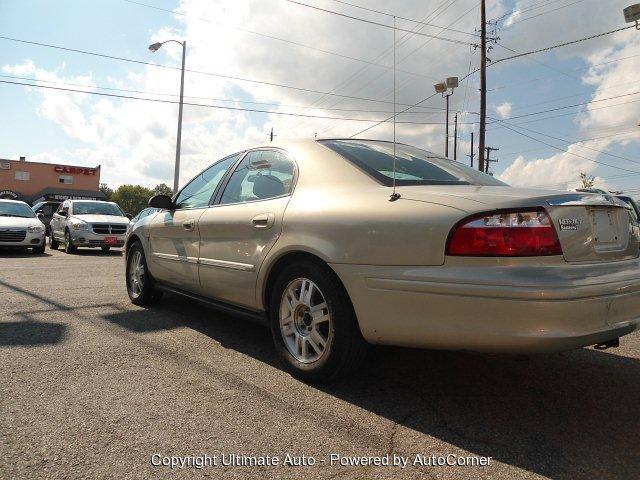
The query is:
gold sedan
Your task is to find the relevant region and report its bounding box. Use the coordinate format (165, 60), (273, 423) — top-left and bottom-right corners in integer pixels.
(124, 139), (640, 382)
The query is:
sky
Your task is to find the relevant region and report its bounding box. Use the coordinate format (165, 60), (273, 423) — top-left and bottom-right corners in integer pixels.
(1, 0), (639, 198)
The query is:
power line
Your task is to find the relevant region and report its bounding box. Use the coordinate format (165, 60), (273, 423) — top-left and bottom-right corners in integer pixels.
(0, 35), (446, 107)
(491, 25), (637, 66)
(488, 118), (640, 175)
(488, 52), (640, 92)
(122, 0), (436, 81)
(283, 0), (472, 133)
(324, 0), (478, 37)
(507, 0), (591, 25)
(489, 90), (640, 122)
(326, 2), (479, 137)
(0, 79), (476, 125)
(0, 74), (445, 115)
(283, 0), (476, 46)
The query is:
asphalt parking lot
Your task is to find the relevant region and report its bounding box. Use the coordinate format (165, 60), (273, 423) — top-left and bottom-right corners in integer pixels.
(1, 247), (639, 479)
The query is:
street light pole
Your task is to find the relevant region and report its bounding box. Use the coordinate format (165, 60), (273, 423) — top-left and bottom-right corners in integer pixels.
(149, 39), (187, 195)
(174, 41), (186, 195)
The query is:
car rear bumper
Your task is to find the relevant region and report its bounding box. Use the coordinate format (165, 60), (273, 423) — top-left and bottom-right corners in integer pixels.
(332, 257), (640, 353)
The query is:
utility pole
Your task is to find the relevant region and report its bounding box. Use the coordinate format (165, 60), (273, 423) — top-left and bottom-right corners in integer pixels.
(468, 132), (474, 168)
(267, 127), (276, 142)
(478, 0), (487, 173)
(453, 113), (458, 161)
(484, 146), (499, 174)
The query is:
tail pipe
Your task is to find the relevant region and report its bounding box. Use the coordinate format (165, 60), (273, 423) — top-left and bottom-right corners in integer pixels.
(593, 338), (620, 350)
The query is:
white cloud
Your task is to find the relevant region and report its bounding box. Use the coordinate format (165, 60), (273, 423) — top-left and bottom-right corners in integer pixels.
(495, 101), (512, 119)
(3, 0), (638, 193)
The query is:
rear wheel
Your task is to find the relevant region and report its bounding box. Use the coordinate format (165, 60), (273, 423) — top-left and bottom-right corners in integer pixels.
(64, 230), (77, 254)
(126, 242), (162, 306)
(269, 260), (367, 383)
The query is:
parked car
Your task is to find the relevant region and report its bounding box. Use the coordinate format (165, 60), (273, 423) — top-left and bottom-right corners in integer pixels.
(126, 207), (160, 234)
(0, 199), (46, 254)
(124, 139), (640, 382)
(31, 200), (62, 236)
(50, 200), (130, 253)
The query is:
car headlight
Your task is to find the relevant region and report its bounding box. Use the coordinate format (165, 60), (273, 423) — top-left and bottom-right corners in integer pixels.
(28, 225), (45, 233)
(70, 222), (89, 231)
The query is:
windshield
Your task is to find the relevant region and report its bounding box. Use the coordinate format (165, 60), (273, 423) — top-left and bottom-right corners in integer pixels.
(0, 202), (36, 218)
(319, 139), (507, 187)
(72, 201), (124, 216)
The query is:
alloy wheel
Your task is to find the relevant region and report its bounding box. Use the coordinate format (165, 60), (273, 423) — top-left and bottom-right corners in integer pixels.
(279, 278), (333, 364)
(128, 250), (145, 298)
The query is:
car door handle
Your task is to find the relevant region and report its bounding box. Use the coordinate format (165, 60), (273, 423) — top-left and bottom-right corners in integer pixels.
(251, 213), (275, 229)
(182, 219), (196, 231)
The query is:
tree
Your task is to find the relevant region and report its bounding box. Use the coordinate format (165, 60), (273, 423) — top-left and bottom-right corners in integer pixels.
(579, 172), (596, 189)
(111, 185), (153, 216)
(153, 183), (173, 197)
(100, 183), (113, 201)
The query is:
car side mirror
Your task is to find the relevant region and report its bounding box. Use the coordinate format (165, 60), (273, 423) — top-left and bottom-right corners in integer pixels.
(149, 194), (174, 210)
(125, 213), (133, 220)
(37, 213), (45, 221)
(59, 211), (68, 217)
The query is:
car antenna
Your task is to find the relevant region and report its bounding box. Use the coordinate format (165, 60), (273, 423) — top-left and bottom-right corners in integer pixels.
(389, 16), (400, 203)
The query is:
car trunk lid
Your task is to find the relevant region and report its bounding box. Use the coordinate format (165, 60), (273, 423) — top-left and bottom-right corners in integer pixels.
(546, 194), (639, 263)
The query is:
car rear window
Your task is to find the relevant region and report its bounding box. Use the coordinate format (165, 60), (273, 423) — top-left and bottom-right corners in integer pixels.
(319, 139), (507, 187)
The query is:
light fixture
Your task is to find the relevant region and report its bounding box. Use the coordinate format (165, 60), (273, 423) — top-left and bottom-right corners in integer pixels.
(434, 82), (447, 94)
(446, 76), (459, 89)
(148, 42), (163, 52)
(623, 3), (640, 28)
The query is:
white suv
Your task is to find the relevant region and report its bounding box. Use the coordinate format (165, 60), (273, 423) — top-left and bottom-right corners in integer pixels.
(50, 200), (131, 253)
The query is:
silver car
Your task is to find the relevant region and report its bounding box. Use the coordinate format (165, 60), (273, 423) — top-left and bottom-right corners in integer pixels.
(0, 199), (46, 254)
(50, 200), (130, 253)
(124, 139), (640, 382)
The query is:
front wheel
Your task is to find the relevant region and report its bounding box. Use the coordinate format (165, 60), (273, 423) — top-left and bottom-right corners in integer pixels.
(269, 261), (367, 383)
(32, 245), (46, 255)
(49, 233), (59, 250)
(64, 230), (77, 254)
(101, 246), (111, 253)
(126, 242), (162, 306)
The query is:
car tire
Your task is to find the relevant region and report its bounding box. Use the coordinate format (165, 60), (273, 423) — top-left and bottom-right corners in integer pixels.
(64, 230), (77, 254)
(101, 246), (111, 253)
(126, 241), (163, 306)
(33, 245), (46, 255)
(269, 260), (367, 383)
(49, 234), (59, 250)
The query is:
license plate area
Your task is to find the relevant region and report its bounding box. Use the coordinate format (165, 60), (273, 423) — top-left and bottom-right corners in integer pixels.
(589, 207), (623, 251)
(105, 236), (118, 245)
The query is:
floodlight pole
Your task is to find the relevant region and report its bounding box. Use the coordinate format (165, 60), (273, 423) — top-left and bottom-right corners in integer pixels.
(445, 92), (452, 158)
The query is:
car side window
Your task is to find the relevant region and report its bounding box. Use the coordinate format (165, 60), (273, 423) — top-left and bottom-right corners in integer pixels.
(219, 150), (295, 205)
(174, 154), (239, 209)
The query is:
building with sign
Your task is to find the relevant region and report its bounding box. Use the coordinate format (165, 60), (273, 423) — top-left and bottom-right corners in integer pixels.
(0, 157), (105, 204)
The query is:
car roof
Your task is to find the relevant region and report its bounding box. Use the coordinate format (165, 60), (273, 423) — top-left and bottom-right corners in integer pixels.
(0, 199), (28, 205)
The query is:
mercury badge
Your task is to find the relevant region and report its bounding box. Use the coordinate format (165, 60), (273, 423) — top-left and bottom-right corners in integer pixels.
(559, 218), (581, 231)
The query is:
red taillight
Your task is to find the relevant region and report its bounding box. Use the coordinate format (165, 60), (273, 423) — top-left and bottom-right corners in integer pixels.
(447, 210), (563, 257)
